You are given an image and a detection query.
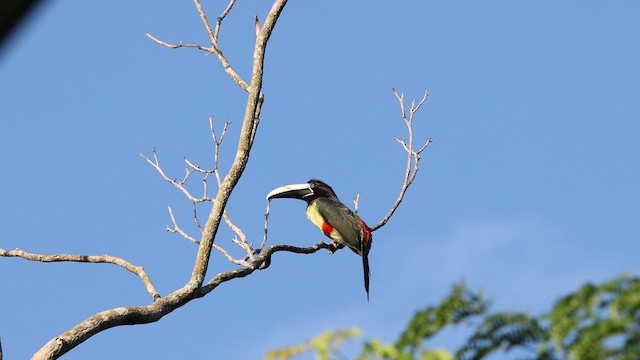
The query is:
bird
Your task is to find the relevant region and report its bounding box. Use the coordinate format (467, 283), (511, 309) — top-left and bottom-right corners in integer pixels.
(267, 179), (373, 300)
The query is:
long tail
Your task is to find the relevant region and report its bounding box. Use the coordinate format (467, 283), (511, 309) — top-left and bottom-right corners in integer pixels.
(357, 218), (372, 301)
(362, 252), (370, 302)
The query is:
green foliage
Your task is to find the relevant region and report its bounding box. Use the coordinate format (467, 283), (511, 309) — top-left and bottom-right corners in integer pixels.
(357, 338), (405, 360)
(546, 276), (640, 360)
(265, 327), (361, 360)
(394, 281), (487, 353)
(456, 313), (546, 360)
(267, 276), (640, 360)
(457, 276), (640, 360)
(357, 339), (455, 360)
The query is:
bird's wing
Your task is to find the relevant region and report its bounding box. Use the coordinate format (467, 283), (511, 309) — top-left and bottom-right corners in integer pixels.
(313, 197), (363, 254)
(315, 197), (372, 300)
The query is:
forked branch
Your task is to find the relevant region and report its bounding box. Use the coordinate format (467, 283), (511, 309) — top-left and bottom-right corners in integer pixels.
(142, 116), (255, 264)
(370, 88), (431, 232)
(141, 148), (214, 203)
(146, 0), (249, 91)
(260, 89), (431, 253)
(29, 1), (288, 358)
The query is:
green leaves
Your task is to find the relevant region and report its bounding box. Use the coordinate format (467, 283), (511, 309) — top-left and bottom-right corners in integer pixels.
(265, 327), (361, 360)
(266, 275), (640, 359)
(394, 281), (487, 355)
(546, 276), (640, 359)
(457, 313), (546, 360)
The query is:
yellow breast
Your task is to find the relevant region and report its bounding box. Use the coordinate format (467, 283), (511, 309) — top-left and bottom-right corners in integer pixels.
(306, 203), (343, 241)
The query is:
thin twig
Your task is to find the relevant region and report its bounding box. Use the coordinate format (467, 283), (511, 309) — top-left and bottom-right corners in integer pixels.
(140, 149), (213, 203)
(184, 158), (214, 174)
(208, 117), (255, 261)
(145, 33), (213, 53)
(167, 206), (200, 245)
(223, 211), (254, 261)
(370, 88), (431, 232)
(194, 0), (249, 91)
(212, 242), (248, 266)
(259, 200), (271, 253)
(193, 203), (203, 233)
(145, 117), (255, 264)
(167, 206), (247, 265)
(214, 0), (236, 41)
(0, 248), (160, 301)
(145, 0), (249, 91)
(210, 117), (232, 187)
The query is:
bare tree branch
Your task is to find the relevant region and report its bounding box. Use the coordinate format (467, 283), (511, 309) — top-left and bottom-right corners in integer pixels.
(259, 200), (272, 253)
(140, 149), (213, 203)
(145, 0), (250, 91)
(145, 115), (255, 263)
(11, 1), (430, 358)
(206, 117), (256, 261)
(166, 205), (200, 245)
(224, 212), (253, 260)
(31, 235), (335, 360)
(145, 34), (212, 53)
(193, 202), (204, 233)
(167, 204), (248, 265)
(190, 0), (287, 287)
(29, 1), (289, 358)
(253, 241), (342, 269)
(214, 0), (236, 41)
(370, 88), (432, 232)
(0, 248), (160, 301)
(205, 0), (251, 91)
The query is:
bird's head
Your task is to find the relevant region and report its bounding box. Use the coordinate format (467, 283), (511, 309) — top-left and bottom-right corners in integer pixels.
(267, 179), (338, 203)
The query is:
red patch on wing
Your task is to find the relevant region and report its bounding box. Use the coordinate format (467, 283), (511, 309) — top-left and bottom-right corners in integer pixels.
(321, 221), (334, 238)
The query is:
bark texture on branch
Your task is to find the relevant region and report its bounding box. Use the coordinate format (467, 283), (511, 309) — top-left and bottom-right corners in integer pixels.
(30, 1), (289, 358)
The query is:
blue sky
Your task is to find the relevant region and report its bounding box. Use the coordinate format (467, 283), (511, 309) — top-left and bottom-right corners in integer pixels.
(1, 1), (639, 359)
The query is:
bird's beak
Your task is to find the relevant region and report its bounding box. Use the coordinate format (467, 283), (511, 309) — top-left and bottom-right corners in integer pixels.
(266, 183), (314, 200)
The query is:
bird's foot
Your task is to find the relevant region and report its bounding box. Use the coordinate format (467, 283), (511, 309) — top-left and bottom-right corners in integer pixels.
(326, 241), (345, 253)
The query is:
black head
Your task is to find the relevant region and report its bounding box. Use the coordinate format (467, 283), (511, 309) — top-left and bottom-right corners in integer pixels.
(307, 179), (338, 199)
(266, 179), (339, 203)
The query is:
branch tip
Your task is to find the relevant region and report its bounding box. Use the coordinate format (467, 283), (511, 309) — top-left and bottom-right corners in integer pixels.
(371, 88), (431, 232)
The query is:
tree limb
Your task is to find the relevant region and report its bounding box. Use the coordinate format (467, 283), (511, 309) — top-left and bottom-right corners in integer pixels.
(0, 248), (160, 301)
(146, 0), (249, 91)
(30, 1), (289, 358)
(190, 0), (287, 288)
(31, 236), (335, 360)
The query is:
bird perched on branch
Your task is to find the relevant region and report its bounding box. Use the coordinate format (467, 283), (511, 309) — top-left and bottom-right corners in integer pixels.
(267, 179), (373, 300)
